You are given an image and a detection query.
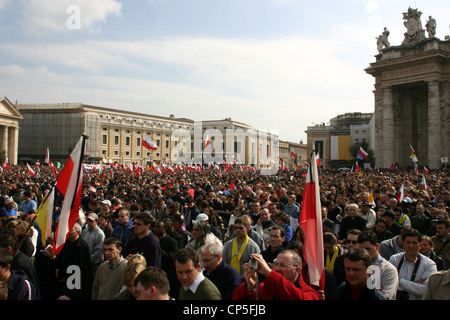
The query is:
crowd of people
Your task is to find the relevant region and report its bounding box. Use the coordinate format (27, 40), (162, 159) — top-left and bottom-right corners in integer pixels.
(0, 162), (449, 301)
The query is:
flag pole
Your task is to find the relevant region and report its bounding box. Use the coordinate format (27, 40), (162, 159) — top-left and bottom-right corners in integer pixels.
(69, 135), (88, 209)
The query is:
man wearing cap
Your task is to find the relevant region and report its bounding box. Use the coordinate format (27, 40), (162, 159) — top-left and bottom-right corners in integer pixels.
(0, 198), (17, 219)
(359, 201), (377, 229)
(381, 209), (402, 237)
(165, 215), (190, 249)
(100, 200), (112, 215)
(401, 196), (413, 212)
(196, 213), (222, 241)
(81, 212), (106, 278)
(393, 206), (411, 228)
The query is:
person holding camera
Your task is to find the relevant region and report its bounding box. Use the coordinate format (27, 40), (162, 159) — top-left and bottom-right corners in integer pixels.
(232, 250), (319, 300)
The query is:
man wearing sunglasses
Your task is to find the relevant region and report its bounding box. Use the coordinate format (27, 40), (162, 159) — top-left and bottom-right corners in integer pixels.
(333, 229), (361, 285)
(122, 212), (161, 269)
(222, 217), (260, 278)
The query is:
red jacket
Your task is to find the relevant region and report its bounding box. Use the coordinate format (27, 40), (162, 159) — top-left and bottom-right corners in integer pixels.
(232, 270), (319, 300)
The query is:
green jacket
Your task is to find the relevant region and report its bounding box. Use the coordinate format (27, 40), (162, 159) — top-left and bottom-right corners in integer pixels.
(178, 277), (222, 300)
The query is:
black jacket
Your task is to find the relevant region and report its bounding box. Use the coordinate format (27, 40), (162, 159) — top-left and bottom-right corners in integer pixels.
(330, 280), (387, 300)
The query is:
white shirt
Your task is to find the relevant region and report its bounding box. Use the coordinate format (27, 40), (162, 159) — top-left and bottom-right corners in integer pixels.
(359, 208), (377, 229)
(183, 271), (205, 293)
(389, 252), (437, 300)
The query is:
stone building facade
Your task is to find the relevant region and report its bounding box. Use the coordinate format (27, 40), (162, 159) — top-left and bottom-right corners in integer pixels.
(17, 103), (279, 167)
(17, 103), (194, 165)
(0, 97), (23, 165)
(366, 8), (449, 169)
(305, 113), (373, 169)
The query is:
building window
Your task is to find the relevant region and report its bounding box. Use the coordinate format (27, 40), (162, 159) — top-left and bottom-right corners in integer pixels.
(125, 136), (131, 146)
(137, 137), (141, 147)
(125, 151), (130, 156)
(136, 151), (141, 157)
(102, 150), (107, 156)
(114, 150), (119, 156)
(165, 140), (169, 149)
(114, 135), (120, 146)
(102, 134), (107, 145)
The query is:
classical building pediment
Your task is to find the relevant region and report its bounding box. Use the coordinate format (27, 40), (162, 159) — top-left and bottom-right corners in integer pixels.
(0, 97), (23, 122)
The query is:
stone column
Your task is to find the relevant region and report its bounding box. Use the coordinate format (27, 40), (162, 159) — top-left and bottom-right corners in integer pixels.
(441, 81), (450, 168)
(374, 86), (384, 168)
(382, 85), (394, 168)
(428, 80), (441, 169)
(1, 126), (8, 160)
(8, 126), (18, 165)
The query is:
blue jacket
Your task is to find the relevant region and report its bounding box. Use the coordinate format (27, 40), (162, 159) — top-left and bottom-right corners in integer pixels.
(7, 270), (37, 300)
(1, 206), (17, 218)
(20, 199), (37, 213)
(203, 259), (242, 300)
(283, 203), (300, 219)
(112, 220), (134, 248)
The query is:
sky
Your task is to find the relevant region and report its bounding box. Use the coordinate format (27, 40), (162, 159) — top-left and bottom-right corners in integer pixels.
(0, 0), (449, 144)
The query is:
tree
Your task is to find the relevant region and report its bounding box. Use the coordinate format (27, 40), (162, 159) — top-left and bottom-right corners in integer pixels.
(348, 141), (375, 168)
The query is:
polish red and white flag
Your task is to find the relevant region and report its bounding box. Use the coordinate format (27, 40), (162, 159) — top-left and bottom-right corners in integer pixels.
(204, 134), (211, 149)
(142, 136), (158, 150)
(52, 135), (86, 255)
(299, 151), (325, 289)
(27, 163), (35, 176)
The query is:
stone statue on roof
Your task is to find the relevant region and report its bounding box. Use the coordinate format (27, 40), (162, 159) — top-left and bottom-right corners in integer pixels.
(425, 16), (436, 38)
(401, 7), (425, 45)
(376, 27), (390, 54)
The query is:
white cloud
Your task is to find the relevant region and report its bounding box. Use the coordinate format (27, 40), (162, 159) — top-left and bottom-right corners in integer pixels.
(0, 33), (375, 142)
(19, 0), (122, 36)
(366, 0), (378, 14)
(0, 0), (10, 10)
(0, 64), (73, 84)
